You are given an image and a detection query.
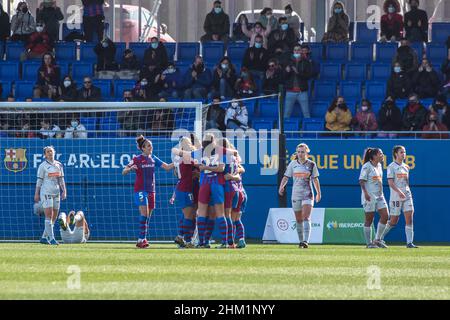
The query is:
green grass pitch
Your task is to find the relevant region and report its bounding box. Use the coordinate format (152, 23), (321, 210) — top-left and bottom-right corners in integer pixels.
(0, 243), (449, 299)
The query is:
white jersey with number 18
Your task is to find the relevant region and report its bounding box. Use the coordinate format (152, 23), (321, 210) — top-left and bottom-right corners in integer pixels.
(387, 161), (412, 201)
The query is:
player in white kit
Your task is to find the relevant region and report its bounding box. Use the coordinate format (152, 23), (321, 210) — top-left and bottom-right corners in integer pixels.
(380, 146), (418, 248)
(359, 148), (389, 249)
(279, 143), (321, 248)
(58, 210), (90, 244)
(34, 146), (66, 245)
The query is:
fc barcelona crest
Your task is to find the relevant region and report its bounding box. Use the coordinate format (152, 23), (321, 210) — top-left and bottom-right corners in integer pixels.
(4, 148), (27, 173)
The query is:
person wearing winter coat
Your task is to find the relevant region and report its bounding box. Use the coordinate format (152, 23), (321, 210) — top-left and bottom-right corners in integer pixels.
(387, 62), (414, 99)
(94, 37), (118, 72)
(380, 0), (403, 42)
(224, 99), (249, 130)
(412, 58), (441, 99)
(401, 93), (428, 131)
(322, 1), (349, 43)
(11, 2), (36, 42)
(209, 57), (237, 100)
(36, 0), (64, 42)
(158, 63), (184, 99)
(200, 0), (230, 44)
(182, 56), (212, 100)
(143, 37), (169, 70)
(377, 96), (402, 137)
(404, 0), (428, 42)
(352, 100), (378, 134)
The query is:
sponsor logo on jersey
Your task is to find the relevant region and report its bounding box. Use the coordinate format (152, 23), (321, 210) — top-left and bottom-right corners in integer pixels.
(48, 172), (62, 177)
(371, 176), (382, 181)
(396, 173), (408, 178)
(4, 148), (27, 173)
(293, 172), (310, 178)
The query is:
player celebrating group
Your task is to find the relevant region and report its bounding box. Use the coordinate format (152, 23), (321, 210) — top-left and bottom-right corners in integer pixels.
(123, 135), (174, 248)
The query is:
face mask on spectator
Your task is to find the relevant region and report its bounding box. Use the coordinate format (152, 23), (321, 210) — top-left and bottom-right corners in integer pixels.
(36, 26), (44, 32)
(293, 53), (301, 59)
(102, 41), (108, 48)
(334, 8), (342, 14)
(361, 106), (369, 112)
(151, 42), (158, 49)
(255, 42), (262, 49)
(241, 72), (248, 78)
(231, 102), (239, 108)
(63, 80), (71, 88)
(409, 98), (418, 105)
(166, 67), (175, 74)
(21, 6), (28, 13)
(141, 80), (148, 86)
(388, 6), (395, 13)
(394, 66), (401, 73)
(71, 121), (78, 128)
(214, 7), (222, 14)
(281, 24), (288, 31)
(221, 63), (228, 70)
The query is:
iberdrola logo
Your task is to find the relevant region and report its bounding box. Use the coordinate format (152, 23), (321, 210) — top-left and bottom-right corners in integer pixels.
(327, 221), (338, 230)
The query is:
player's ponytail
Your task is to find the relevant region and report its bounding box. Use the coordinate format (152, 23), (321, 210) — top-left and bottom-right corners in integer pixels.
(136, 135), (147, 151)
(363, 147), (381, 164)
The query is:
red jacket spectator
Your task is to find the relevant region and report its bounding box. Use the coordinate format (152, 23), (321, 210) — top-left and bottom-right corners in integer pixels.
(353, 100), (378, 132)
(26, 30), (52, 56)
(422, 112), (449, 139)
(380, 0), (403, 41)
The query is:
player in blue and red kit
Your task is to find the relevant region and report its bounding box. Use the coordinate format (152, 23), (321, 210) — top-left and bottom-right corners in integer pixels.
(123, 135), (174, 248)
(232, 162), (247, 248)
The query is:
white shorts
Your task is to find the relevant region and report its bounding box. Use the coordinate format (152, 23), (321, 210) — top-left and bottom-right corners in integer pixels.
(60, 226), (88, 244)
(363, 196), (388, 213)
(292, 198), (314, 211)
(41, 194), (60, 210)
(389, 198), (414, 216)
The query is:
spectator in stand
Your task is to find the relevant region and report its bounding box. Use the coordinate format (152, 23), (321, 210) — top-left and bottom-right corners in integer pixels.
(285, 4), (301, 40)
(118, 90), (142, 136)
(36, 0), (64, 42)
(38, 118), (61, 139)
(441, 42), (450, 98)
(401, 93), (428, 132)
(17, 115), (36, 138)
(270, 45), (291, 68)
(139, 59), (162, 90)
(206, 97), (226, 131)
(283, 44), (314, 119)
(21, 21), (53, 61)
(378, 96), (403, 138)
(412, 58), (441, 99)
(200, 0), (230, 44)
(64, 117), (87, 139)
(262, 59), (283, 95)
(258, 8), (278, 31)
(242, 34), (269, 81)
(380, 0), (403, 42)
(10, 2), (36, 42)
(300, 44), (319, 78)
(159, 62), (183, 99)
(132, 78), (151, 102)
(209, 57), (237, 100)
(387, 61), (414, 99)
(82, 0), (105, 43)
(267, 16), (298, 55)
(325, 96), (353, 132)
(322, 1), (349, 43)
(120, 48), (139, 71)
(59, 75), (78, 102)
(36, 52), (61, 100)
(94, 37), (118, 72)
(429, 94), (450, 130)
(0, 4), (11, 52)
(392, 38), (419, 77)
(77, 77), (101, 102)
(234, 67), (257, 98)
(232, 14), (249, 42)
(143, 37), (169, 71)
(241, 18), (272, 50)
(421, 111), (449, 139)
(404, 0), (428, 43)
(352, 99), (378, 136)
(224, 99), (249, 130)
(32, 86), (43, 99)
(182, 55), (212, 100)
(149, 98), (174, 136)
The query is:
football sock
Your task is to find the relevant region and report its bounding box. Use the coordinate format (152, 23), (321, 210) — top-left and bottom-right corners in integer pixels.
(197, 216), (207, 245)
(138, 215), (148, 241)
(381, 223), (394, 240)
(375, 222), (386, 240)
(183, 218), (194, 242)
(216, 216), (228, 245)
(303, 220), (311, 243)
(177, 216), (184, 237)
(296, 221), (304, 243)
(205, 218), (215, 243)
(364, 226), (372, 245)
(405, 225), (414, 243)
(234, 219), (245, 241)
(225, 217), (233, 245)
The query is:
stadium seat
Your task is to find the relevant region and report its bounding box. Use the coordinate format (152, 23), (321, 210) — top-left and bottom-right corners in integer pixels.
(340, 81), (362, 102)
(355, 22), (378, 43)
(80, 42), (97, 62)
(55, 42), (76, 61)
(252, 119), (274, 131)
(348, 22), (355, 41)
(365, 81), (387, 101)
(284, 119), (300, 131)
(0, 81), (12, 99)
(375, 42), (398, 62)
(114, 42), (127, 64)
(128, 42), (150, 64)
(165, 42), (176, 62)
(305, 42), (324, 63)
(427, 43), (447, 65)
(177, 42), (200, 63)
(62, 22), (83, 40)
(350, 42), (374, 63)
(320, 63), (342, 81)
(410, 42), (424, 61)
(370, 100), (383, 116)
(325, 43), (349, 62)
(80, 117), (97, 138)
(345, 63), (367, 82)
(370, 63), (391, 81)
(114, 80), (136, 99)
(99, 117), (120, 138)
(57, 61), (70, 78)
(431, 23), (450, 43)
(259, 99), (279, 118)
(72, 62), (94, 82)
(202, 42), (225, 64)
(311, 101), (329, 118)
(302, 118), (325, 138)
(244, 100), (258, 117)
(313, 81), (337, 101)
(226, 42), (249, 64)
(0, 62), (20, 81)
(14, 81), (35, 98)
(92, 80), (112, 99)
(421, 99), (434, 108)
(21, 61), (41, 80)
(5, 42), (25, 61)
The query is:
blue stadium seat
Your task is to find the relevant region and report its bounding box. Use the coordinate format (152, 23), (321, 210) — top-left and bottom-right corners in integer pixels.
(202, 42), (225, 64)
(226, 42), (249, 64)
(370, 63), (391, 81)
(252, 119), (274, 131)
(350, 42), (374, 63)
(370, 100), (383, 116)
(57, 61), (70, 78)
(80, 117), (97, 138)
(0, 62), (20, 81)
(396, 99), (408, 111)
(99, 117), (120, 138)
(114, 80), (136, 99)
(6, 42), (25, 61)
(128, 42), (149, 64)
(14, 81), (35, 98)
(365, 81), (387, 101)
(72, 62), (94, 82)
(259, 99), (278, 118)
(244, 99), (257, 117)
(114, 42), (127, 64)
(348, 22), (355, 41)
(345, 63), (367, 82)
(302, 118), (325, 138)
(92, 80), (112, 99)
(177, 42), (200, 63)
(355, 22), (378, 43)
(410, 42), (424, 61)
(164, 42), (176, 62)
(431, 23), (450, 43)
(421, 99), (434, 108)
(305, 42), (324, 63)
(55, 42), (76, 61)
(62, 22), (83, 40)
(284, 119), (300, 131)
(22, 61), (41, 80)
(325, 43), (349, 62)
(375, 42), (398, 62)
(427, 43), (447, 65)
(320, 63), (342, 81)
(0, 81), (12, 99)
(340, 81), (362, 102)
(313, 81), (337, 101)
(311, 101), (329, 118)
